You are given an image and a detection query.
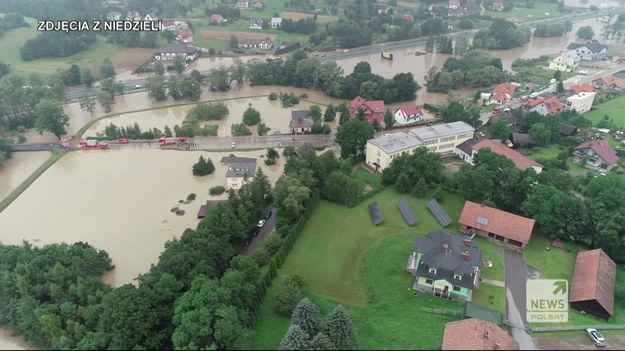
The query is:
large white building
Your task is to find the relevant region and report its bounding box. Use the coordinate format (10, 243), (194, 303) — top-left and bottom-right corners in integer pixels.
(408, 122), (475, 157)
(566, 92), (596, 114)
(365, 132), (423, 172)
(365, 122), (476, 172)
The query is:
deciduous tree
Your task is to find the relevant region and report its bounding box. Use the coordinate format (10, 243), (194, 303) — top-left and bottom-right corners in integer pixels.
(34, 100), (70, 139)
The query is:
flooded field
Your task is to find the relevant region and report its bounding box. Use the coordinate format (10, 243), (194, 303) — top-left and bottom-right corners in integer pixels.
(0, 328), (35, 351)
(82, 96), (341, 138)
(0, 152), (51, 202)
(0, 148), (285, 287)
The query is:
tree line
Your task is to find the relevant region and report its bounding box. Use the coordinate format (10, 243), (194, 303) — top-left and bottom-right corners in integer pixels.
(0, 12), (28, 38)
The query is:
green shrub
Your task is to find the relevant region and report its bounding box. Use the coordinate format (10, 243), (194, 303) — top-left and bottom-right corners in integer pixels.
(187, 193), (196, 201)
(268, 92), (278, 100)
(265, 158), (276, 165)
(192, 156), (215, 176)
(273, 274), (306, 316)
(243, 107), (261, 126)
(209, 186), (225, 195)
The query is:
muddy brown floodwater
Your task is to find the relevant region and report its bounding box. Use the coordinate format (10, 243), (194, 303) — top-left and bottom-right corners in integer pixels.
(84, 97), (339, 138)
(0, 152), (51, 202)
(0, 148), (285, 287)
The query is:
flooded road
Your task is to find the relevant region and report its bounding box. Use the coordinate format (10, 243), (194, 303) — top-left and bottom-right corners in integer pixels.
(84, 96), (339, 138)
(0, 148), (285, 287)
(0, 152), (51, 203)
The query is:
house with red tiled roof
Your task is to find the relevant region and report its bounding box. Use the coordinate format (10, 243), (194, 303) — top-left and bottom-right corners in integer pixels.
(239, 37), (273, 50)
(349, 96), (386, 125)
(526, 96), (565, 115)
(593, 75), (625, 93)
(488, 83), (517, 105)
(565, 83), (595, 95)
(569, 249), (616, 321)
(466, 139), (544, 173)
(162, 19), (177, 30)
(573, 140), (619, 172)
(402, 14), (415, 21)
(211, 14), (224, 23)
(442, 318), (519, 350)
(492, 0), (504, 11)
(394, 105), (423, 125)
(448, 0), (460, 9)
(459, 201), (536, 250)
(176, 30), (194, 43)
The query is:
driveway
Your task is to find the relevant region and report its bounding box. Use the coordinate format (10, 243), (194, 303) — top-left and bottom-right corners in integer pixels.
(505, 249), (537, 350)
(238, 206), (277, 256)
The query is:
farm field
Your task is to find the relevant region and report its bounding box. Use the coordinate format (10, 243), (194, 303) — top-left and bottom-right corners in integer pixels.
(584, 95), (625, 129)
(486, 2), (565, 21)
(251, 187), (507, 349)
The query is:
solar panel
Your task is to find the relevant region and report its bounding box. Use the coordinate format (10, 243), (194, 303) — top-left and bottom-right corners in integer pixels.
(397, 198), (419, 226)
(477, 216), (489, 225)
(368, 201), (384, 226)
(426, 199), (453, 228)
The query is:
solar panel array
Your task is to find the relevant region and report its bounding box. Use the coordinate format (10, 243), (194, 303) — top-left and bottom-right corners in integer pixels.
(397, 198), (419, 226)
(426, 199), (453, 228)
(368, 201), (384, 226)
(477, 216), (489, 225)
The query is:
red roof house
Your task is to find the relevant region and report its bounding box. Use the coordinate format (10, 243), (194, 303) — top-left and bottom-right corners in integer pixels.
(472, 139), (544, 173)
(349, 96), (386, 125)
(526, 96), (565, 115)
(573, 140), (619, 172)
(569, 249), (616, 320)
(488, 83), (517, 105)
(593, 75), (625, 92)
(565, 83), (596, 95)
(448, 0), (460, 9)
(176, 30), (194, 43)
(493, 0), (504, 11)
(442, 318), (519, 350)
(211, 14), (224, 22)
(459, 201), (536, 250)
(394, 105), (423, 124)
(402, 14), (415, 21)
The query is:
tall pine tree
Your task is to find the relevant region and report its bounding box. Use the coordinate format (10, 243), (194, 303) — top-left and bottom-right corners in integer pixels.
(323, 305), (358, 350)
(291, 298), (322, 338)
(279, 324), (309, 350)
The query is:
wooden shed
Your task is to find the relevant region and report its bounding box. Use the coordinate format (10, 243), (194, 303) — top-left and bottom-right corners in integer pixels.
(569, 249), (616, 321)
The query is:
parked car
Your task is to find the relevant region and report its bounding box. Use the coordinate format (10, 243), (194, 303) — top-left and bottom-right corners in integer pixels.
(493, 107), (503, 114)
(585, 328), (606, 347)
(134, 84), (143, 89)
(118, 138), (130, 144)
(264, 210), (272, 219)
(257, 219), (266, 228)
(231, 142), (236, 148)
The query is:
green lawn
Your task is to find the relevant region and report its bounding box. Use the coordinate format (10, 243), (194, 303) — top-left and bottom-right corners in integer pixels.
(478, 239), (505, 281)
(521, 144), (588, 172)
(192, 18), (311, 45)
(472, 284), (506, 313)
(523, 231), (625, 327)
(486, 3), (563, 21)
(585, 95), (625, 129)
(354, 168), (382, 188)
(251, 188), (508, 349)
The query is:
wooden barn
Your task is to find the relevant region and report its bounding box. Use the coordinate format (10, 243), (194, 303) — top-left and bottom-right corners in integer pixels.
(569, 249), (616, 321)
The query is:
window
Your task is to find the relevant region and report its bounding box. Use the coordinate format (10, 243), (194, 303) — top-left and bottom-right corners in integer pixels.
(439, 143), (454, 149)
(440, 136), (455, 142)
(454, 274), (462, 280)
(425, 279), (433, 285)
(427, 146), (437, 152)
(429, 268), (437, 274)
(453, 286), (461, 292)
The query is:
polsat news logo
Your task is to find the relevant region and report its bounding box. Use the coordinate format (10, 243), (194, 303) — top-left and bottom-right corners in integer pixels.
(526, 279), (568, 323)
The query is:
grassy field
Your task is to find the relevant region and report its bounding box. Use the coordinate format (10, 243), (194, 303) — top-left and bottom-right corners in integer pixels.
(584, 95), (625, 129)
(251, 188), (508, 349)
(194, 19), (311, 45)
(521, 144), (589, 172)
(472, 284), (506, 313)
(353, 168), (383, 188)
(486, 2), (563, 21)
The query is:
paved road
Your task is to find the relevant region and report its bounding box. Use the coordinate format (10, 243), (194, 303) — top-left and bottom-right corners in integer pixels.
(238, 206), (277, 256)
(62, 8), (625, 102)
(504, 249), (536, 350)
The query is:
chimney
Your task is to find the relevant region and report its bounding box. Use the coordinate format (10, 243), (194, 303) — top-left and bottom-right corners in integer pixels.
(484, 330), (490, 339)
(464, 238), (472, 246)
(461, 251), (470, 261)
(443, 243), (448, 254)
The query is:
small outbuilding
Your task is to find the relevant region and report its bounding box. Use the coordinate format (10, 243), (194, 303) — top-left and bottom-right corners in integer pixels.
(569, 248), (616, 321)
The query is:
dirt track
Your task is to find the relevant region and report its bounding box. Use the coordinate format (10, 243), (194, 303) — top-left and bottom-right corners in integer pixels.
(200, 31), (278, 41)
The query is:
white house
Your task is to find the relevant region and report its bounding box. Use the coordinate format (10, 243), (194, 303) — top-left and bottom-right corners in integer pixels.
(239, 38), (273, 50)
(394, 105), (424, 125)
(566, 41), (607, 61)
(365, 132), (423, 172)
(458, 139), (544, 173)
(249, 17), (263, 29)
(126, 11), (141, 21)
(145, 13), (158, 21)
(106, 12), (122, 21)
(549, 51), (578, 72)
(409, 121), (475, 157)
(566, 92), (596, 114)
(271, 17), (282, 29)
(154, 43), (198, 61)
(226, 162), (257, 190)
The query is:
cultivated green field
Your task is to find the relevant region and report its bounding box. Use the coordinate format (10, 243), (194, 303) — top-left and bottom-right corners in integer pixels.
(585, 95), (625, 129)
(251, 187), (508, 349)
(486, 2), (564, 21)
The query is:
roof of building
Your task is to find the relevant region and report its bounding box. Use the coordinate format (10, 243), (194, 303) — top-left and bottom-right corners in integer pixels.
(291, 118), (314, 128)
(567, 92), (596, 101)
(271, 17), (282, 23)
(402, 14), (415, 21)
(410, 122), (475, 141)
(527, 96), (565, 114)
(220, 156), (257, 164)
(367, 132), (422, 154)
(459, 201), (535, 244)
(567, 41), (607, 53)
(240, 37), (273, 46)
(456, 138), (478, 155)
(560, 123), (578, 136)
(349, 96), (386, 115)
(156, 43), (197, 54)
(211, 14), (223, 20)
(566, 84), (596, 94)
(512, 133), (537, 146)
(594, 75), (625, 89)
(442, 319), (519, 350)
(449, 0), (460, 6)
(569, 249), (616, 317)
(250, 17), (263, 24)
(489, 91), (509, 102)
(226, 162), (257, 178)
(397, 105), (423, 116)
(413, 230), (482, 289)
(291, 110), (309, 120)
(574, 140), (619, 165)
(177, 30), (193, 38)
(463, 303), (504, 326)
(492, 82), (518, 95)
(473, 139), (543, 171)
(162, 19), (176, 26)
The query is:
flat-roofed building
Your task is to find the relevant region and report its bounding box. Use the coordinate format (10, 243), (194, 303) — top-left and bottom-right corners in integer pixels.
(409, 122), (475, 157)
(365, 132), (423, 172)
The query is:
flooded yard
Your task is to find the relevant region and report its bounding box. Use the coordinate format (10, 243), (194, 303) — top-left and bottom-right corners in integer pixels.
(0, 152), (51, 203)
(0, 148), (285, 287)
